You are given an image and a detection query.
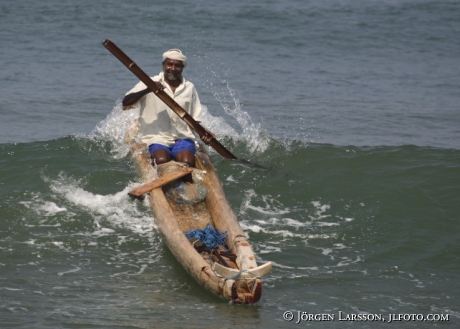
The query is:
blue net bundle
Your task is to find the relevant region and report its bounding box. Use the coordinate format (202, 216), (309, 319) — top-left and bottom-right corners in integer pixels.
(185, 224), (228, 250)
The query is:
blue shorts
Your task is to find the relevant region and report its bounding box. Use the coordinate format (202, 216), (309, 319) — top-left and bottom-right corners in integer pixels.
(148, 139), (196, 159)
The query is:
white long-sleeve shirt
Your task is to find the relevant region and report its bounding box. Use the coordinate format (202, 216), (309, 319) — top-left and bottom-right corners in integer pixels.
(126, 72), (203, 147)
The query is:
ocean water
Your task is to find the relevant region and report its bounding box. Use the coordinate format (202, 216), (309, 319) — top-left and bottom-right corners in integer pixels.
(1, 0), (460, 328)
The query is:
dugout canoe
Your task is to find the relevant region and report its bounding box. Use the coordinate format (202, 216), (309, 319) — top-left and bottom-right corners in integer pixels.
(127, 136), (272, 304)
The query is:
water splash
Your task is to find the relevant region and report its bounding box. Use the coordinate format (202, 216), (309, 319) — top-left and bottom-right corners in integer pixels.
(207, 82), (272, 154)
(42, 173), (157, 238)
(88, 100), (140, 159)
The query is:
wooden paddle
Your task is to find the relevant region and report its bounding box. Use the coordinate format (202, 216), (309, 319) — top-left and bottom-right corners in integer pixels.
(102, 39), (237, 160)
(128, 167), (193, 199)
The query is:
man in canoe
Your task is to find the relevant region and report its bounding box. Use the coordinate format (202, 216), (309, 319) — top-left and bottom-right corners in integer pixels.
(122, 49), (214, 174)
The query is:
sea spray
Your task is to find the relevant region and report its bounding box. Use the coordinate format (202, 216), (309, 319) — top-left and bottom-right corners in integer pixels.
(89, 101), (141, 159)
(41, 172), (157, 238)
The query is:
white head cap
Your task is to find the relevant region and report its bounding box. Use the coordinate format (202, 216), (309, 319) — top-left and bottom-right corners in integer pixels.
(162, 49), (187, 68)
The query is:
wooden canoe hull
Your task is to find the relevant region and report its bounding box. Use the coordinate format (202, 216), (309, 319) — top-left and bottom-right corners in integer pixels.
(129, 141), (272, 303)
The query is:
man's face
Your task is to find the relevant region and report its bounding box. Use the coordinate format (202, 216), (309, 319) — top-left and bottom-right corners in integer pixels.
(163, 59), (184, 81)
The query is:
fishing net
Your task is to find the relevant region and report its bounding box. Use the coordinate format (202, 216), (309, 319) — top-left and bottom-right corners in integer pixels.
(158, 162), (207, 204)
(185, 224), (228, 250)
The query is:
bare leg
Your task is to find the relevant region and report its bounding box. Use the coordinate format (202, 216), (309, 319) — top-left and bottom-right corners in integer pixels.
(175, 150), (195, 167)
(150, 149), (171, 166)
(175, 150), (195, 183)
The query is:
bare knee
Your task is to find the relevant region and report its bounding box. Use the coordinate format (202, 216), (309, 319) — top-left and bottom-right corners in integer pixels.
(175, 150), (195, 168)
(151, 149), (171, 166)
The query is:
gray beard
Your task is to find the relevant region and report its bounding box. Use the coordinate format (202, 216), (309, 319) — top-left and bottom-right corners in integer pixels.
(165, 71), (182, 81)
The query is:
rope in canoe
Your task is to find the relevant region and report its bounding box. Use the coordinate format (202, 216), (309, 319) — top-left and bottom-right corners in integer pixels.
(185, 223), (228, 250)
(186, 224), (259, 290)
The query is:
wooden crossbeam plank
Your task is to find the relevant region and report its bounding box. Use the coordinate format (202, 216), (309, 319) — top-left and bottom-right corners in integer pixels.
(128, 167), (193, 198)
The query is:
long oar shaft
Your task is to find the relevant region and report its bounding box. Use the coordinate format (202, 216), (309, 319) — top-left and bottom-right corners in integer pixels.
(102, 39), (237, 160)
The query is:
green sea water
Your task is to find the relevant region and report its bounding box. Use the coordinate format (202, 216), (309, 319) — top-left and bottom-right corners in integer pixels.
(1, 106), (459, 327)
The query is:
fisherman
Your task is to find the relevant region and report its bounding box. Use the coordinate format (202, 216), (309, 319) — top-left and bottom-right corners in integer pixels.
(122, 49), (214, 175)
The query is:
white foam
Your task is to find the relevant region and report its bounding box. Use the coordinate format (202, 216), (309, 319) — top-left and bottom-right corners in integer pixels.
(310, 201), (332, 220)
(225, 175), (236, 182)
(2, 287), (24, 291)
(58, 266), (82, 276)
(322, 248), (333, 256)
(240, 190), (290, 216)
(111, 263), (148, 277)
(336, 255), (362, 267)
(238, 191), (348, 250)
(316, 221), (340, 227)
(253, 224), (339, 242)
(282, 217), (312, 228)
(92, 228), (116, 237)
(44, 174), (157, 238)
(258, 245), (282, 254)
(38, 201), (67, 216)
(88, 101), (141, 159)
